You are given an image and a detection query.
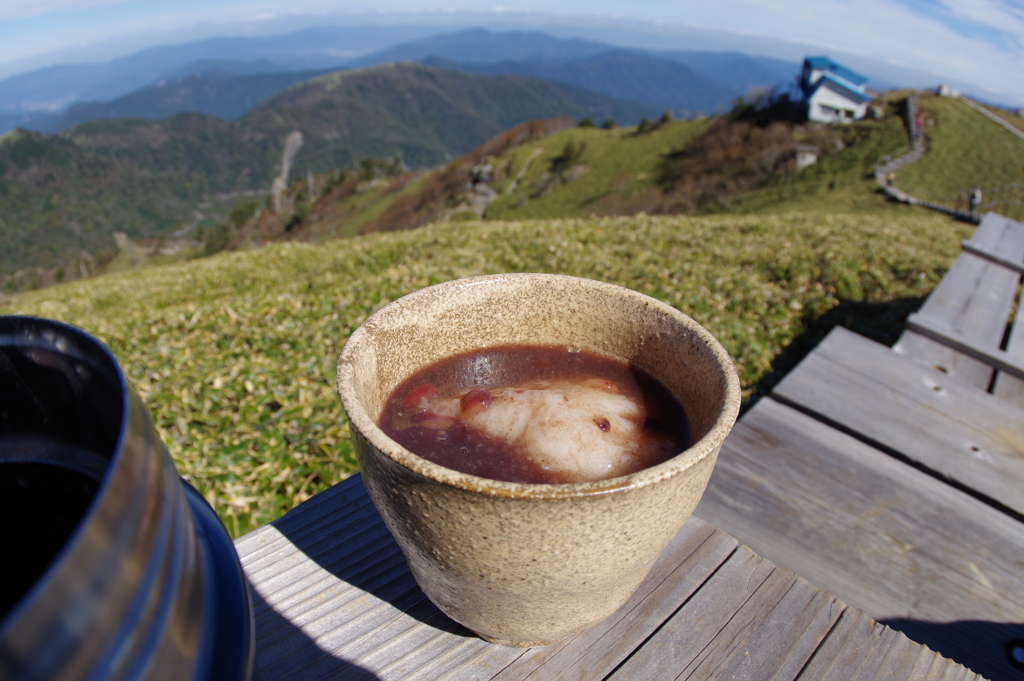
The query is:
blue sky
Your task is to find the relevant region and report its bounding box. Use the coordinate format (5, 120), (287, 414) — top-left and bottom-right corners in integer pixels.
(1, 0), (1023, 105)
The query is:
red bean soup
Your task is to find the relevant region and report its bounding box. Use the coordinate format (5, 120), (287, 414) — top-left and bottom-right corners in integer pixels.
(379, 345), (690, 484)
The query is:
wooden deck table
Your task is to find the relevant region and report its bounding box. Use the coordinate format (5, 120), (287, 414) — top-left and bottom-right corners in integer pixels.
(235, 474), (976, 680)
(898, 212), (1024, 403)
(697, 213), (1024, 680)
(233, 213), (1024, 680)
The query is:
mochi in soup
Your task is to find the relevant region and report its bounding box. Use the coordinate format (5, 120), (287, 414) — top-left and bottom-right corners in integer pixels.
(378, 345), (689, 484)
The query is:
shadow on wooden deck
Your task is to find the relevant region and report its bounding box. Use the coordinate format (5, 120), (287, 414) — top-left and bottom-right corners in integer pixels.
(746, 293), (928, 409)
(248, 580), (386, 681)
(878, 618), (1024, 678)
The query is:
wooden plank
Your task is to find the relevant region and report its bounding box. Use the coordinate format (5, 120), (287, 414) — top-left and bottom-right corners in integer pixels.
(962, 212), (1024, 258)
(607, 547), (775, 680)
(695, 398), (1024, 681)
(609, 548), (846, 681)
(680, 575), (841, 681)
(905, 312), (1024, 381)
(995, 269), (1024, 407)
(491, 520), (737, 681)
(894, 216), (1024, 389)
(797, 609), (982, 680)
(907, 252), (1014, 340)
(656, 555), (844, 681)
(335, 605), (500, 681)
(680, 577), (837, 681)
(892, 331), (993, 391)
(907, 254), (1013, 339)
(772, 325), (1024, 517)
(961, 240), (1024, 274)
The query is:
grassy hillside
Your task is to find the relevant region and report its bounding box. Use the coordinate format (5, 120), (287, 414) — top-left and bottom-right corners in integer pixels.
(228, 117), (582, 248)
(730, 115), (917, 215)
(312, 109), (918, 231)
(485, 118), (714, 219)
(891, 95), (1024, 212)
(4, 211), (967, 537)
(981, 104), (1024, 134)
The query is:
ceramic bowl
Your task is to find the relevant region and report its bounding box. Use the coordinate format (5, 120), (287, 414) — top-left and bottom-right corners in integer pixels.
(337, 273), (740, 646)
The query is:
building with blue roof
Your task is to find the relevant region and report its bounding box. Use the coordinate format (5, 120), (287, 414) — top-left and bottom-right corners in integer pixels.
(800, 56), (871, 123)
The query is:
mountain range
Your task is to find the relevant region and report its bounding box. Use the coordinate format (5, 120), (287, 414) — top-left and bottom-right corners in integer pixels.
(423, 52), (736, 117)
(359, 29), (800, 114)
(0, 63), (657, 277)
(53, 68), (336, 131)
(1, 29), (802, 135)
(0, 25), (437, 114)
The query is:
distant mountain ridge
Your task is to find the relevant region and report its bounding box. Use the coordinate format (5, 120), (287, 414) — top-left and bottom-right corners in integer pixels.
(57, 68), (335, 129)
(422, 51), (738, 116)
(658, 51), (801, 98)
(0, 25), (439, 117)
(348, 28), (612, 66)
(359, 30), (800, 115)
(0, 28), (803, 136)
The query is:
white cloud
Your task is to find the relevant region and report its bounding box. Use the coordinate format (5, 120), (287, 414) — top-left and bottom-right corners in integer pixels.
(659, 0), (1024, 102)
(943, 0), (1024, 33)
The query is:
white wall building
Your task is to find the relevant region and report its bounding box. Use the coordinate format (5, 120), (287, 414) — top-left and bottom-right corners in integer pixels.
(801, 57), (870, 124)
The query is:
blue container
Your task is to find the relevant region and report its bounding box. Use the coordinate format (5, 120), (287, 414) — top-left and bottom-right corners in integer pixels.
(0, 316), (254, 681)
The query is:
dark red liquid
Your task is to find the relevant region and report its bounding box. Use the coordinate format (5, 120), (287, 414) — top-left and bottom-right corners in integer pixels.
(379, 345), (689, 484)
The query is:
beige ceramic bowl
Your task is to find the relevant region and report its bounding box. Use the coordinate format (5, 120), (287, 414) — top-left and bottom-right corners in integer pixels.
(337, 273), (740, 647)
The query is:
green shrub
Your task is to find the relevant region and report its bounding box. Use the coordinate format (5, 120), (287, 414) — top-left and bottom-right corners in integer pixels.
(449, 209), (479, 222)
